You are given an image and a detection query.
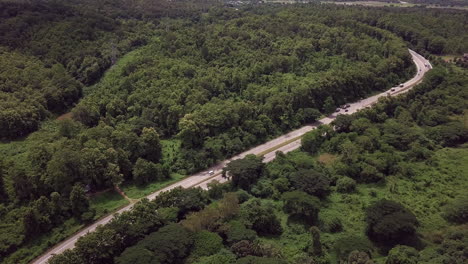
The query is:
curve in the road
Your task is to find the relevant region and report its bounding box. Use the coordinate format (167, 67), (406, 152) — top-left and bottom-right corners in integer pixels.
(31, 49), (431, 264)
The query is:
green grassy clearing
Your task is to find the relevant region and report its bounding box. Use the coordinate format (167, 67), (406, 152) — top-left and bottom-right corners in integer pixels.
(121, 173), (186, 199)
(319, 145), (468, 261)
(89, 189), (130, 219)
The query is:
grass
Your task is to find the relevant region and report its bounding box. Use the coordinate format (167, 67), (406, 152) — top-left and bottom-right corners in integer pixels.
(257, 135), (303, 157)
(317, 153), (338, 166)
(121, 173), (186, 199)
(318, 145), (468, 261)
(89, 189), (130, 219)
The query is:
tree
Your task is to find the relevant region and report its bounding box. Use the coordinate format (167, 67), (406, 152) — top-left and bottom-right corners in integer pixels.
(0, 158), (7, 202)
(282, 191), (321, 223)
(189, 231), (223, 260)
(332, 114), (355, 133)
(114, 246), (157, 264)
(290, 169), (330, 198)
(240, 199), (282, 236)
(334, 235), (373, 262)
(140, 127), (162, 163)
(45, 148), (82, 195)
(154, 187), (209, 219)
(322, 96), (336, 114)
(117, 224), (194, 264)
(230, 240), (259, 258)
(70, 184), (90, 219)
(223, 155), (265, 191)
(74, 228), (123, 263)
(365, 200), (419, 247)
(348, 250), (374, 264)
(442, 196), (468, 224)
(132, 158), (163, 185)
(336, 176), (356, 193)
(302, 108), (321, 123)
(301, 125), (333, 154)
(194, 249), (237, 264)
(22, 207), (40, 238)
(386, 245), (419, 264)
(58, 119), (81, 138)
(309, 226), (322, 256)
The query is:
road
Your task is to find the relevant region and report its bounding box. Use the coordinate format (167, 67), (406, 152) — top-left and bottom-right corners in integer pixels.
(31, 49), (431, 264)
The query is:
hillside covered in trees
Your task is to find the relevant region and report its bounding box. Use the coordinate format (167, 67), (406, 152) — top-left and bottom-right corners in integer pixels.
(0, 1), (467, 263)
(48, 63), (467, 263)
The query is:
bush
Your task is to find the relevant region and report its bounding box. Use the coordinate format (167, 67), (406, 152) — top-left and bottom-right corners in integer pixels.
(236, 256), (288, 264)
(194, 249), (237, 264)
(189, 231), (223, 260)
(442, 196), (468, 224)
(365, 200), (419, 247)
(282, 191), (321, 223)
(240, 199), (283, 236)
(323, 216), (343, 233)
(336, 177), (356, 193)
(348, 250), (374, 264)
(224, 220), (257, 244)
(236, 190), (252, 204)
(386, 245), (419, 264)
(334, 234), (373, 261)
(290, 169), (330, 198)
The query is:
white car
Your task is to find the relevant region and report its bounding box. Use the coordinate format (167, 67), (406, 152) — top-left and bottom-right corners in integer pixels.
(208, 170), (214, 175)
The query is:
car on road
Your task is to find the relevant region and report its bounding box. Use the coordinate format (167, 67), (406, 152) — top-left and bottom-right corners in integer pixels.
(335, 108), (340, 112)
(391, 88), (396, 92)
(344, 109), (349, 112)
(399, 84), (404, 87)
(208, 170), (214, 175)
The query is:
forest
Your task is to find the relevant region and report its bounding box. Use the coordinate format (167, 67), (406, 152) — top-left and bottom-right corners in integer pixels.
(0, 0), (467, 263)
(47, 64), (467, 263)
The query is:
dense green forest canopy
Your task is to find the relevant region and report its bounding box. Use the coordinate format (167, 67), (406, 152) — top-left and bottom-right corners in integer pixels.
(0, 0), (218, 140)
(48, 64), (467, 263)
(0, 1), (467, 263)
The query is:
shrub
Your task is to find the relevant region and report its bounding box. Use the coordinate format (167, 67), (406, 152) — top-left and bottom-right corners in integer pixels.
(193, 249), (236, 264)
(236, 256), (288, 264)
(334, 234), (373, 261)
(236, 190), (251, 204)
(365, 200), (419, 247)
(290, 169), (330, 198)
(336, 177), (356, 193)
(189, 231), (223, 260)
(348, 250), (374, 264)
(442, 196), (468, 224)
(240, 199), (283, 236)
(323, 216), (343, 233)
(282, 191), (321, 223)
(386, 245), (419, 264)
(224, 220), (257, 244)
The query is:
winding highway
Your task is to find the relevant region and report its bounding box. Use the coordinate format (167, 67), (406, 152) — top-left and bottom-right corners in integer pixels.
(31, 49), (431, 264)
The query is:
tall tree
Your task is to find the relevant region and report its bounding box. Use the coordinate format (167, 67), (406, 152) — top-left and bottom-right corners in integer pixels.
(70, 184), (90, 219)
(223, 154), (265, 191)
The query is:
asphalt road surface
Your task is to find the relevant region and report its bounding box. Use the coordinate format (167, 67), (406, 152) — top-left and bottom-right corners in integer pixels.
(31, 49), (431, 264)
